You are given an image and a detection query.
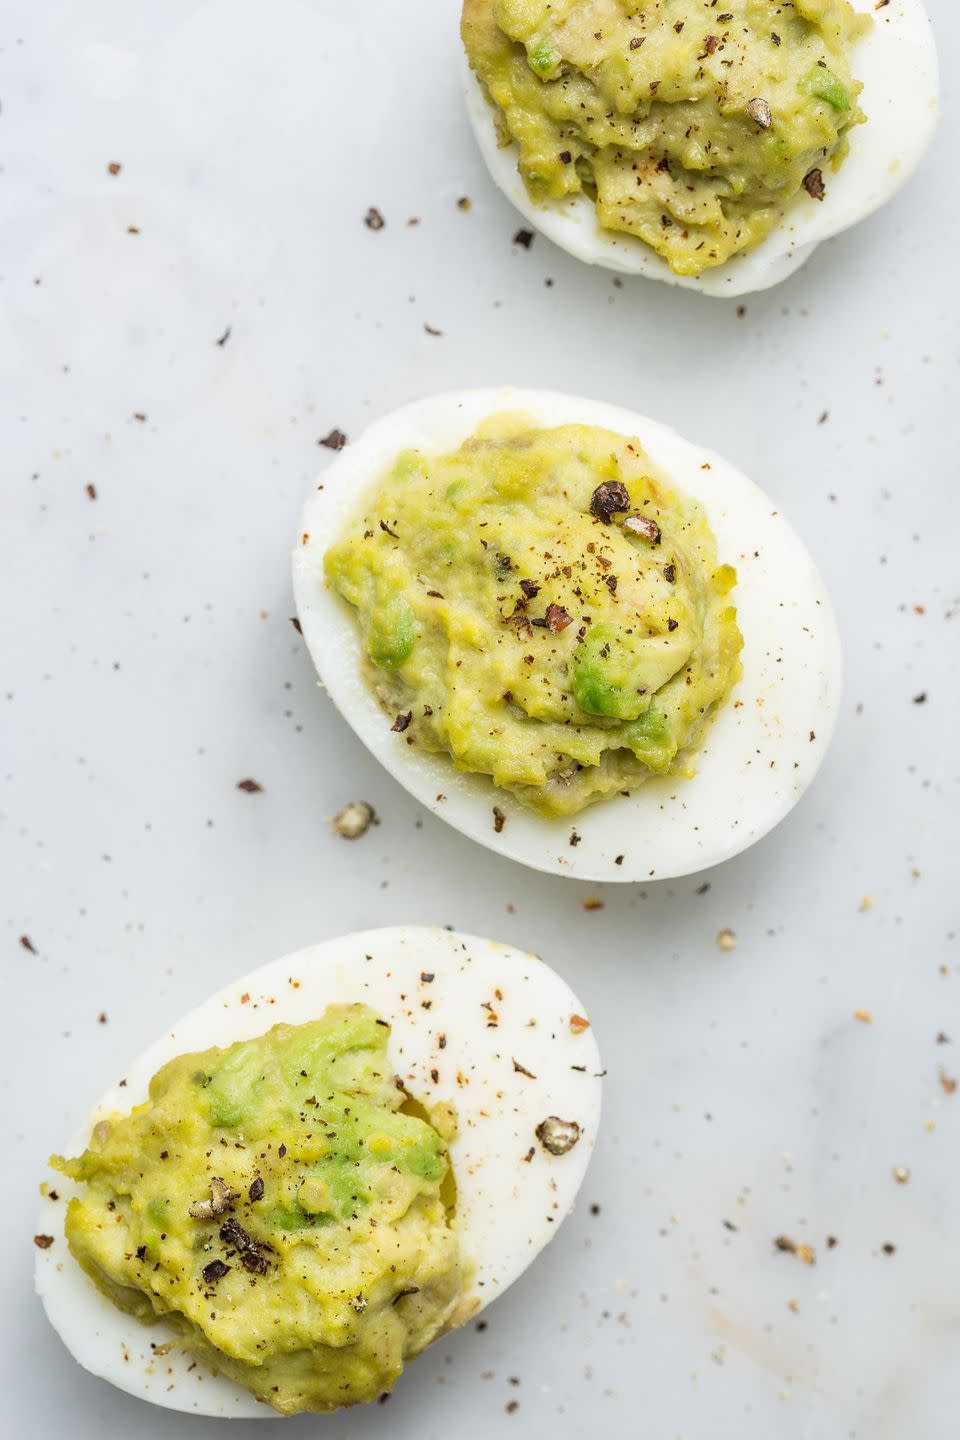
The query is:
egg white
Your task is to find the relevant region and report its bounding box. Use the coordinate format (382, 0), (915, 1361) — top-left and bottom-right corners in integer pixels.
(293, 387), (842, 882)
(463, 0), (938, 296)
(36, 926), (602, 1419)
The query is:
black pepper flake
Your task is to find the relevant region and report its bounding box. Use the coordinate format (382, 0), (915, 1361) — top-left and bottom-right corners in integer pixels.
(290, 615), (303, 635)
(215, 325), (231, 347)
(590, 480), (630, 521)
(545, 603), (573, 633)
(392, 711), (413, 733)
(241, 1249), (269, 1275)
(278, 1144), (287, 1158)
(803, 168), (826, 201)
(236, 778), (263, 793)
(623, 513), (661, 545)
(202, 1259), (230, 1286)
(219, 1218), (254, 1252)
(535, 1116), (581, 1156)
(364, 207), (385, 230)
(513, 1058), (537, 1079)
(85, 483), (97, 501)
(19, 935), (37, 954)
(379, 519), (399, 538)
(630, 36), (644, 49)
(513, 228), (535, 249)
(319, 428), (347, 451)
(493, 806), (506, 834)
(393, 1286), (421, 1304)
(34, 1234), (54, 1250)
(663, 564), (676, 583)
(558, 150), (572, 164)
(519, 579), (540, 600)
(136, 1245), (147, 1260)
(667, 618), (679, 632)
(913, 692), (927, 705)
(745, 98), (772, 129)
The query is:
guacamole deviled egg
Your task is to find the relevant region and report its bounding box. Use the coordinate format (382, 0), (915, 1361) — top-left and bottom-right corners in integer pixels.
(293, 388), (842, 882)
(462, 0), (938, 295)
(37, 927), (601, 1416)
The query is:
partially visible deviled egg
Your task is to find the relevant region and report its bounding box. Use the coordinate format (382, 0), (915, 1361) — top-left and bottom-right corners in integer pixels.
(461, 0), (938, 296)
(293, 388), (842, 882)
(36, 927), (601, 1417)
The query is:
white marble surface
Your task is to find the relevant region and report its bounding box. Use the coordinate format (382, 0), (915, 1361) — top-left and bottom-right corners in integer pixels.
(3, 3), (958, 1436)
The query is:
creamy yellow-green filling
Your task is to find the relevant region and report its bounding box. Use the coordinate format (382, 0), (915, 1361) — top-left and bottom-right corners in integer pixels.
(462, 0), (870, 275)
(54, 1006), (463, 1415)
(324, 416), (743, 816)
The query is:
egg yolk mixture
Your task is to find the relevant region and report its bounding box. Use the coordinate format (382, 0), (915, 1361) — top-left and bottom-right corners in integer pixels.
(53, 1005), (464, 1415)
(462, 0), (870, 275)
(324, 416), (743, 816)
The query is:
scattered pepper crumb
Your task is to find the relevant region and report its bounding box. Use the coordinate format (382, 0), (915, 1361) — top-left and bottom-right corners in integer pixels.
(332, 802), (376, 840)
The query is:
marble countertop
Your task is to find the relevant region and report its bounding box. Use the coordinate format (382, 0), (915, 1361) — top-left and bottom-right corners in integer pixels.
(3, 2), (957, 1436)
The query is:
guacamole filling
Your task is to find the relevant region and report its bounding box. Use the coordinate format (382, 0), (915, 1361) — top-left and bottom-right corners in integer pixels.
(54, 1006), (464, 1415)
(462, 0), (870, 275)
(324, 416), (743, 816)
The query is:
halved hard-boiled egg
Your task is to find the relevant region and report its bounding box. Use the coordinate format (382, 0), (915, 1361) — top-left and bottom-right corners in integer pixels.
(462, 0), (938, 296)
(293, 388), (842, 882)
(36, 927), (602, 1417)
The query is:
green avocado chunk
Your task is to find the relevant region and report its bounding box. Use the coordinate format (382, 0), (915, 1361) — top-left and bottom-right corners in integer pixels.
(800, 65), (851, 111)
(367, 593), (416, 667)
(573, 623), (650, 721)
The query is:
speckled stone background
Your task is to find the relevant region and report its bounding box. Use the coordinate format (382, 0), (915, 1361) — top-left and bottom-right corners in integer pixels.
(3, 3), (958, 1437)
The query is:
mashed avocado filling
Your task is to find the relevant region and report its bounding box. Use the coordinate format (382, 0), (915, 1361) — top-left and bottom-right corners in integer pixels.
(462, 0), (870, 275)
(324, 416), (743, 816)
(53, 1006), (464, 1415)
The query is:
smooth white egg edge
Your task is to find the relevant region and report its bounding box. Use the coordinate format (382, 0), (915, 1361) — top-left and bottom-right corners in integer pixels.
(35, 926), (602, 1419)
(463, 0), (938, 296)
(293, 387), (842, 882)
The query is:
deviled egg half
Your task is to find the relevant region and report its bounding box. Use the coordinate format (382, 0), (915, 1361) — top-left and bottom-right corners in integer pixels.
(293, 388), (842, 882)
(36, 927), (601, 1417)
(461, 0), (938, 296)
